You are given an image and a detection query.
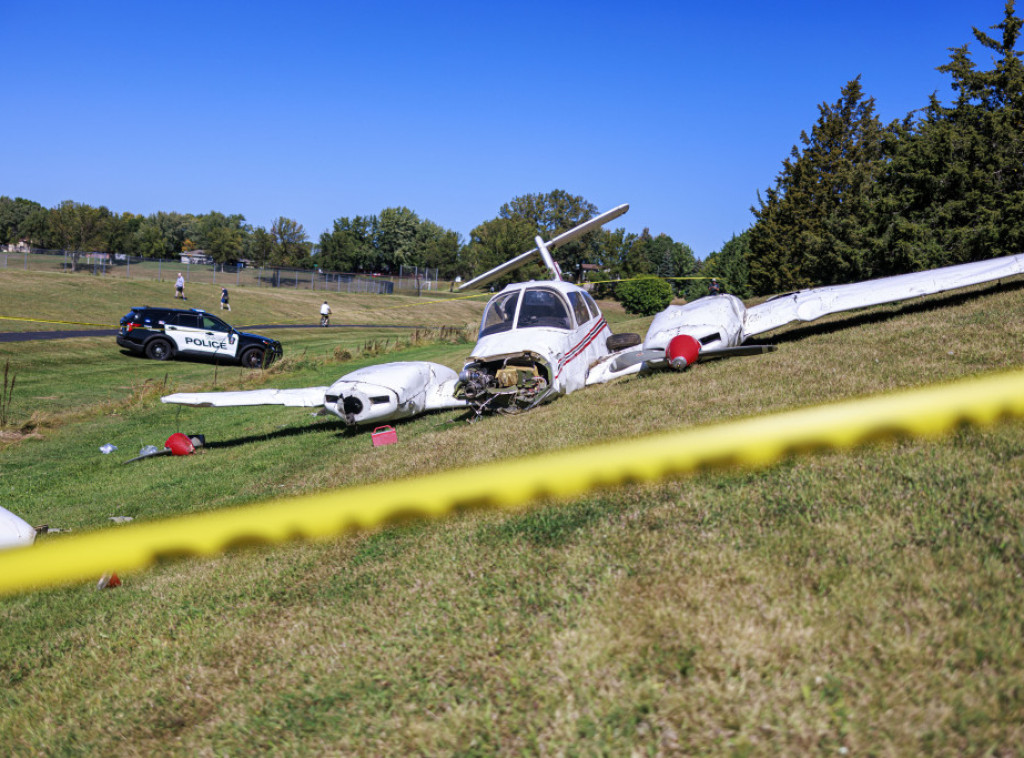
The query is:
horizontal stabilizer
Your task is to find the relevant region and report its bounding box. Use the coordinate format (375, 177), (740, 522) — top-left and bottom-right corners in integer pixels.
(162, 387), (329, 408)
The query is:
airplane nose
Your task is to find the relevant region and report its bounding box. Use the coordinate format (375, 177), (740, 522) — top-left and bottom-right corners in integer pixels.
(666, 334), (701, 370)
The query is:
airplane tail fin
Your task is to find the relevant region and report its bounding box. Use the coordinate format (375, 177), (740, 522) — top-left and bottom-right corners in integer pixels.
(456, 203), (629, 292)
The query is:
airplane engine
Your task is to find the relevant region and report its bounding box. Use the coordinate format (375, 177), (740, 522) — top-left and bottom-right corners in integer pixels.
(323, 362), (461, 426)
(666, 334), (701, 370)
(455, 353), (552, 417)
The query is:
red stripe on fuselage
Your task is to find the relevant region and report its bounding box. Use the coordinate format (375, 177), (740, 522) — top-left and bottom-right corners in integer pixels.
(555, 318), (608, 379)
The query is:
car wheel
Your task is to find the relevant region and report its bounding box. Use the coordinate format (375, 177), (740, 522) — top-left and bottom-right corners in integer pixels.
(240, 347), (265, 369)
(145, 338), (174, 361)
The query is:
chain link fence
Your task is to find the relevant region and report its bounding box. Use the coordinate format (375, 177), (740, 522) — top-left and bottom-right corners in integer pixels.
(0, 248), (446, 295)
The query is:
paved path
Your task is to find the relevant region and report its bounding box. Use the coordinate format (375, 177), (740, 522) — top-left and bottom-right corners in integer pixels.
(0, 323), (440, 343)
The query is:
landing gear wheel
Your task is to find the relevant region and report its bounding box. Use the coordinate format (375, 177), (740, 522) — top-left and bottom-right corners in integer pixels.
(240, 347), (266, 369)
(606, 332), (641, 351)
(145, 338), (174, 361)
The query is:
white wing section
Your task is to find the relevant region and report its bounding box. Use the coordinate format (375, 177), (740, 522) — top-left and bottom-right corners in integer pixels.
(162, 386), (329, 408)
(742, 254), (1024, 340)
(1, 505), (36, 550)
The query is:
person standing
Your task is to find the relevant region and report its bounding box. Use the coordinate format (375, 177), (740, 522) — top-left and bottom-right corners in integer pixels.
(175, 273), (186, 300)
(220, 287), (231, 311)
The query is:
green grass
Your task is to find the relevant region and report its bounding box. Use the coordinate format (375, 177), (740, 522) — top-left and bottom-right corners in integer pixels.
(2, 270), (1024, 754)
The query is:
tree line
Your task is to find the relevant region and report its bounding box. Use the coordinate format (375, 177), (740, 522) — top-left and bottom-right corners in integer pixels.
(0, 189), (701, 291)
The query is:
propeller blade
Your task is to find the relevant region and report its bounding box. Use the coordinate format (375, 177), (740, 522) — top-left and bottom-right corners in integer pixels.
(610, 348), (665, 371)
(698, 344), (777, 361)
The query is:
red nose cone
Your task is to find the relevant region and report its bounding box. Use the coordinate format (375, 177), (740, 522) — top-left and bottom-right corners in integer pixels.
(165, 432), (196, 456)
(666, 334), (700, 370)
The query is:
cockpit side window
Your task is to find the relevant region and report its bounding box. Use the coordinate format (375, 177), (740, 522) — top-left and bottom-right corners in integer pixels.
(568, 291), (592, 326)
(479, 291), (520, 337)
(582, 292), (600, 320)
(515, 288), (572, 330)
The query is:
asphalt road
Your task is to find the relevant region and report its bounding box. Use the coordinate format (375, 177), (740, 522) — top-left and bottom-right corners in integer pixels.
(0, 323), (436, 343)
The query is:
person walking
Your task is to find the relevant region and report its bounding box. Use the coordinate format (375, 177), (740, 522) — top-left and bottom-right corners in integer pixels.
(175, 273), (187, 300)
(220, 287), (231, 311)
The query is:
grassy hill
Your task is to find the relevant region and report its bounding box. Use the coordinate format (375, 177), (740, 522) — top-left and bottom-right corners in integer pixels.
(1, 269), (1023, 754)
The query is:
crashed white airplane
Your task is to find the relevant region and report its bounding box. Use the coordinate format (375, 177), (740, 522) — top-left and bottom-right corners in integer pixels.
(162, 203), (1024, 428)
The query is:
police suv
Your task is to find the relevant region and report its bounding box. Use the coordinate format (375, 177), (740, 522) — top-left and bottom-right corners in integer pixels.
(117, 307), (283, 368)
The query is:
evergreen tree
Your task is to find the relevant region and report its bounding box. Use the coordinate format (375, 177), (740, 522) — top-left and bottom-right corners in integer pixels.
(879, 1), (1024, 269)
(699, 231), (752, 300)
(749, 77), (892, 295)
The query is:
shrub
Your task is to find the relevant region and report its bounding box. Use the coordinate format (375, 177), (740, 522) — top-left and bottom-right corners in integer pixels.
(615, 276), (673, 315)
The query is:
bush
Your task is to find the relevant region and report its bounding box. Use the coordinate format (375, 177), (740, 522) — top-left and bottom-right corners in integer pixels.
(615, 276), (673, 316)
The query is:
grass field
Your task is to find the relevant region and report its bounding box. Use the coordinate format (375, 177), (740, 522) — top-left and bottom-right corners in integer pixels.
(1, 269), (1023, 755)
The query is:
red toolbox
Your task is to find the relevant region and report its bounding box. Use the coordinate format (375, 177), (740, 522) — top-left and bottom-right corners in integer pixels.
(371, 425), (398, 447)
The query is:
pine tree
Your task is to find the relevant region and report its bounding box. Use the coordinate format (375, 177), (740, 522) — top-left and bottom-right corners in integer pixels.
(748, 78), (892, 295)
(880, 1), (1024, 269)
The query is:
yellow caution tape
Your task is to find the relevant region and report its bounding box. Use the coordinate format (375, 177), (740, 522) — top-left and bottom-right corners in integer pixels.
(1, 369), (1022, 596)
(587, 276), (718, 285)
(381, 291), (491, 310)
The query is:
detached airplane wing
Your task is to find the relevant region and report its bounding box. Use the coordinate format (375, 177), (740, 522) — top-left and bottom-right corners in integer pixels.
(742, 254), (1024, 340)
(162, 386), (329, 408)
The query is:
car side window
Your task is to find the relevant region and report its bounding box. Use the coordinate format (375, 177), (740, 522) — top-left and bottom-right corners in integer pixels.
(173, 314), (200, 328)
(202, 315), (227, 331)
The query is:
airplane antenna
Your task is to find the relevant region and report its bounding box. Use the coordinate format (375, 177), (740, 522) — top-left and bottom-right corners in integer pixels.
(456, 203), (629, 291)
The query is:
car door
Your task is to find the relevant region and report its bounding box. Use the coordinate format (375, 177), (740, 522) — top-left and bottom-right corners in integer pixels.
(165, 313), (240, 359)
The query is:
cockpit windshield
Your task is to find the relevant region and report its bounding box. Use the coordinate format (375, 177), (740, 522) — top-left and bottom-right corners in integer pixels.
(478, 287), (574, 338)
(479, 290), (520, 337)
(516, 288), (572, 330)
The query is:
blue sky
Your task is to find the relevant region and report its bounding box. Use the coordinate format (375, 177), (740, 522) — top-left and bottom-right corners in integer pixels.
(0, 1), (1008, 257)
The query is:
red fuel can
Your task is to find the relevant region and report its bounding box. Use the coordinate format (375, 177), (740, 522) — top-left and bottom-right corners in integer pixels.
(371, 425), (398, 447)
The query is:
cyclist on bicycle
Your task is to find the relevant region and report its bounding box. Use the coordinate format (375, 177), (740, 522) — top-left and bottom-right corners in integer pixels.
(319, 301), (332, 327)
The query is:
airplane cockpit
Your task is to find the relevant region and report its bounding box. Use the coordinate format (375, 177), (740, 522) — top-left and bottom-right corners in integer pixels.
(478, 285), (599, 339)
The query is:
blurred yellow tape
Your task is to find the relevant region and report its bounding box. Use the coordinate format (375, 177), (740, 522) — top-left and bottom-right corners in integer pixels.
(2, 369), (1022, 596)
